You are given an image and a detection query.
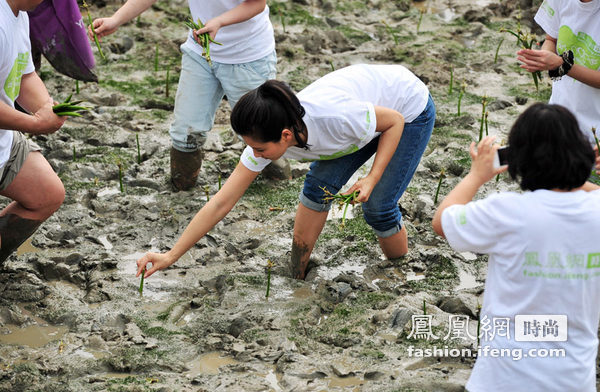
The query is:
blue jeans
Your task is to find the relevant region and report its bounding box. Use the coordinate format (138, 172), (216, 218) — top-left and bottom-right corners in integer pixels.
(170, 47), (277, 152)
(300, 95), (435, 238)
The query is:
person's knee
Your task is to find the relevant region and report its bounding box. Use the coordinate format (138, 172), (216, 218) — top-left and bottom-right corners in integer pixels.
(42, 178), (65, 216)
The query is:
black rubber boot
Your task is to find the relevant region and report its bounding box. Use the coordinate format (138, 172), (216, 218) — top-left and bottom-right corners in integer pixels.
(170, 147), (203, 191)
(0, 214), (42, 264)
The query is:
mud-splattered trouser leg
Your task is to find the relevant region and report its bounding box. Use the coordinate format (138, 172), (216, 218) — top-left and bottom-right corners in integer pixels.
(0, 214), (41, 263)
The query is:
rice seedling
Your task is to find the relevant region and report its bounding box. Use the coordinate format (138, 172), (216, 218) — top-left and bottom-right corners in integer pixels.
(72, 146), (77, 161)
(52, 94), (90, 117)
(457, 82), (466, 116)
(494, 37), (504, 64)
(136, 133), (141, 164)
(434, 168), (445, 204)
(136, 15), (141, 27)
(165, 64), (171, 98)
(265, 259), (274, 298)
(139, 267), (146, 295)
(416, 9), (425, 34)
(204, 185), (210, 202)
(75, 80), (80, 94)
(478, 95), (488, 141)
(485, 111), (489, 137)
(381, 20), (399, 45)
(83, 0), (106, 61)
(476, 302), (482, 347)
(500, 27), (541, 92)
(448, 65), (453, 95)
(320, 186), (359, 228)
(154, 44), (159, 72)
(329, 60), (335, 72)
(218, 173), (222, 190)
(423, 299), (427, 315)
(183, 18), (223, 66)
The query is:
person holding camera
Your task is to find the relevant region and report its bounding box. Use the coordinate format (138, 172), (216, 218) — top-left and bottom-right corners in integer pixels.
(432, 103), (600, 391)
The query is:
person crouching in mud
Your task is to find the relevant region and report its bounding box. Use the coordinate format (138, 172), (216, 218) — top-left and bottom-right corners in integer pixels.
(136, 64), (435, 280)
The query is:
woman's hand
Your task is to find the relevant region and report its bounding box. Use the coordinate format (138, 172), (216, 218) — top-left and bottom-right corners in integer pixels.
(89, 16), (121, 40)
(345, 175), (377, 203)
(517, 48), (563, 72)
(469, 136), (507, 184)
(33, 98), (66, 134)
(195, 18), (221, 42)
(136, 252), (177, 278)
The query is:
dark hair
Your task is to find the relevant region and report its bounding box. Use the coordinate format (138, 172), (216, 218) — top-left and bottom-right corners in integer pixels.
(507, 103), (594, 191)
(230, 80), (309, 149)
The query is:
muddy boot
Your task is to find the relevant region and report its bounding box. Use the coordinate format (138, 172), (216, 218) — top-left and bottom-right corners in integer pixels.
(170, 147), (203, 191)
(0, 214), (42, 264)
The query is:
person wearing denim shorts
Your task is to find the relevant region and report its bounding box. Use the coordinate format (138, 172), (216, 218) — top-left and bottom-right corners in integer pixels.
(0, 0), (66, 263)
(132, 64), (435, 282)
(91, 0), (276, 190)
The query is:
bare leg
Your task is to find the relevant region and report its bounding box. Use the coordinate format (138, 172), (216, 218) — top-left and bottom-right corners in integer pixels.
(0, 152), (64, 262)
(291, 203), (328, 279)
(378, 225), (408, 259)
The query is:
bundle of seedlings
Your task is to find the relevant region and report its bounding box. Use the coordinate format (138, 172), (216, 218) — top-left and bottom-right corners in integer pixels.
(184, 18), (223, 66)
(320, 186), (359, 228)
(52, 94), (90, 117)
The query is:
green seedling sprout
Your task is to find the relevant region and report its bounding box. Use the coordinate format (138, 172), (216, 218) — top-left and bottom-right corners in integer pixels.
(184, 18), (223, 66)
(416, 9), (425, 34)
(265, 259), (274, 298)
(381, 20), (399, 45)
(165, 64), (171, 98)
(457, 82), (466, 116)
(136, 15), (141, 27)
(52, 94), (91, 117)
(139, 267), (146, 295)
(279, 9), (286, 34)
(485, 111), (489, 137)
(320, 186), (359, 228)
(136, 133), (141, 164)
(329, 60), (335, 72)
(72, 146), (77, 161)
(434, 168), (445, 204)
(75, 80), (80, 94)
(423, 299), (427, 315)
(494, 37), (504, 64)
(448, 65), (453, 95)
(154, 44), (159, 72)
(478, 95), (488, 142)
(204, 185), (210, 202)
(500, 27), (541, 92)
(218, 173), (222, 190)
(476, 302), (482, 347)
(83, 0), (105, 61)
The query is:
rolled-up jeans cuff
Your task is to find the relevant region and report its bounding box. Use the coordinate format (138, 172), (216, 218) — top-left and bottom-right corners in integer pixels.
(373, 221), (403, 238)
(299, 191), (332, 212)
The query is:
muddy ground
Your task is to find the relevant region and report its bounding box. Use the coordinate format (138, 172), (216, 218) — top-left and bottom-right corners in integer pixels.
(1, 0), (596, 391)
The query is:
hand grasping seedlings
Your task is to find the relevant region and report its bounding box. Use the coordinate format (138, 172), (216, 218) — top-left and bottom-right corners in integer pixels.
(83, 0), (106, 60)
(320, 186), (359, 228)
(184, 18), (223, 66)
(52, 94), (90, 117)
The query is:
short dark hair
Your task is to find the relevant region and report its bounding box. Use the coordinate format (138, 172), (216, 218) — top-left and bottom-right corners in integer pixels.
(507, 103), (594, 191)
(230, 80), (309, 149)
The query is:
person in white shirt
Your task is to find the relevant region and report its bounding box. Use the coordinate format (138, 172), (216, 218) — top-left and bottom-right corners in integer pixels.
(135, 64), (435, 280)
(0, 0), (66, 263)
(517, 0), (600, 149)
(432, 103), (600, 392)
(91, 0), (276, 190)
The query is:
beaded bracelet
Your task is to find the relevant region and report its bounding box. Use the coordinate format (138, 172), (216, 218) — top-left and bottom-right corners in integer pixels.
(549, 50), (574, 81)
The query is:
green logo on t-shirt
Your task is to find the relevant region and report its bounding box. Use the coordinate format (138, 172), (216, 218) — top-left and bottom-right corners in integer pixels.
(318, 144), (359, 160)
(4, 52), (29, 101)
(586, 253), (600, 269)
(557, 26), (600, 70)
(541, 0), (555, 17)
(456, 207), (467, 225)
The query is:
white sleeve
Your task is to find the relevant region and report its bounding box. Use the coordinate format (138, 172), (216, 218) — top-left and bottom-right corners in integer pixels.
(340, 100), (377, 146)
(240, 145), (271, 172)
(534, 0), (560, 38)
(441, 194), (523, 254)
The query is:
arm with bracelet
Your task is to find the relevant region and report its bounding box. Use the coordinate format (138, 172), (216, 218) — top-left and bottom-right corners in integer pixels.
(517, 35), (600, 88)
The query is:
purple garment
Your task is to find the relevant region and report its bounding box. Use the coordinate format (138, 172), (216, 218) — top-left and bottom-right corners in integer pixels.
(28, 0), (97, 82)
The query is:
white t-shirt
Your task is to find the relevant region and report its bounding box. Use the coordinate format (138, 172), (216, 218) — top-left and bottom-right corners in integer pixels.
(0, 1), (34, 171)
(240, 64), (429, 172)
(441, 190), (600, 392)
(182, 0), (275, 64)
(535, 0), (600, 144)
